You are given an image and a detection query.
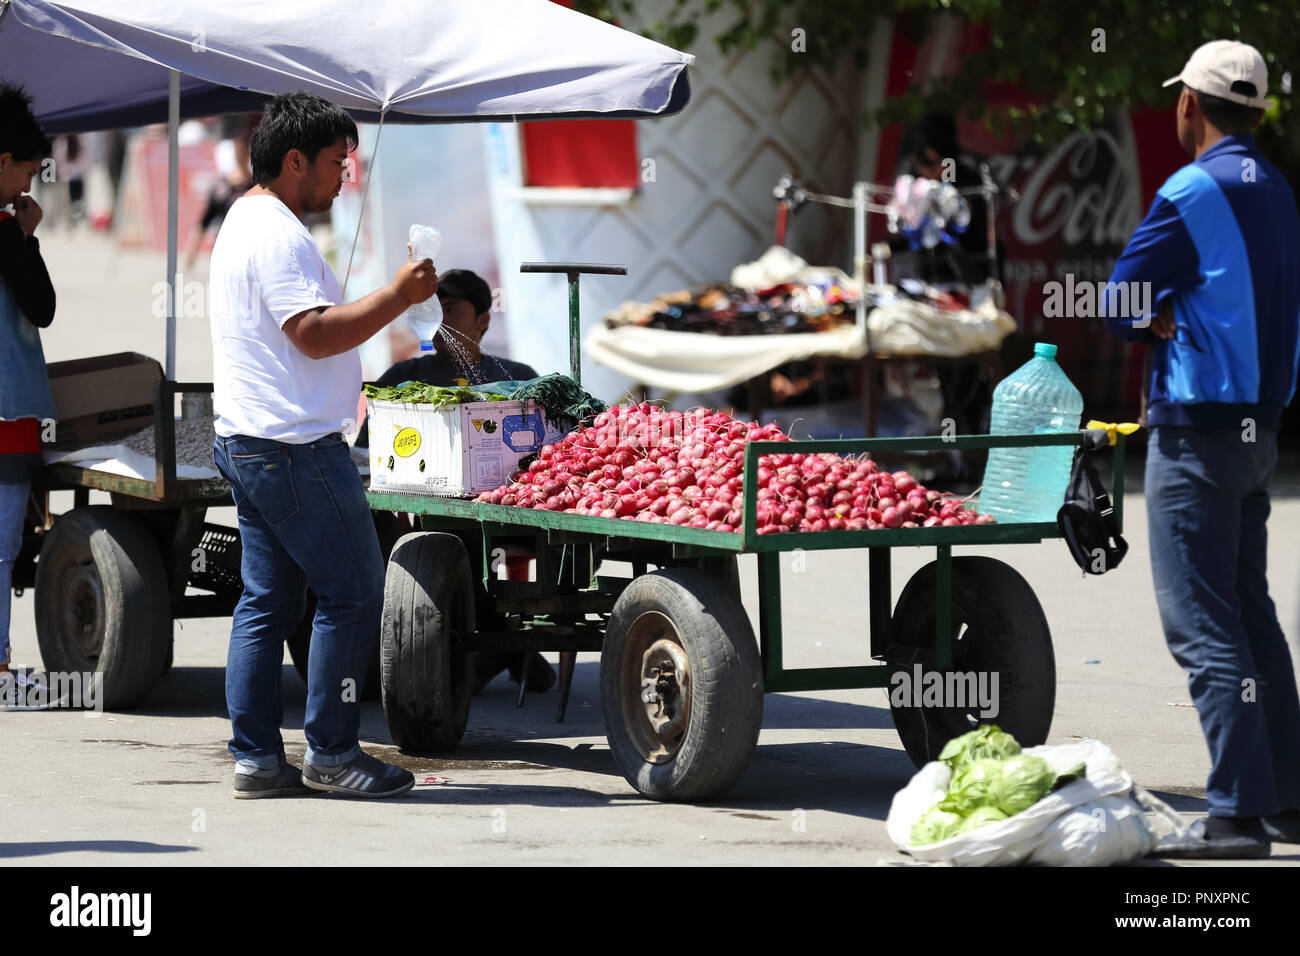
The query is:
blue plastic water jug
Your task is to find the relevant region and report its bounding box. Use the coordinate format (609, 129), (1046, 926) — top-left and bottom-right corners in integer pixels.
(979, 342), (1084, 523)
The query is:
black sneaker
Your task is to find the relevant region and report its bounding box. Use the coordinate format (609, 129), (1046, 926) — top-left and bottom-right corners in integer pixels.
(233, 763), (314, 799)
(1262, 809), (1300, 844)
(302, 751), (414, 798)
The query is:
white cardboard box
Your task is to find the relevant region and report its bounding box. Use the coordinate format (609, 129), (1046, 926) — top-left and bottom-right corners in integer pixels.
(367, 399), (568, 496)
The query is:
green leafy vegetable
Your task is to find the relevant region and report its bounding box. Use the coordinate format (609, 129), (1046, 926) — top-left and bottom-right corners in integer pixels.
(1052, 762), (1087, 791)
(991, 754), (1055, 815)
(938, 758), (1005, 816)
(959, 806), (1009, 834)
(937, 725), (1021, 773)
(363, 382), (508, 407)
(939, 754), (1056, 817)
(911, 807), (965, 846)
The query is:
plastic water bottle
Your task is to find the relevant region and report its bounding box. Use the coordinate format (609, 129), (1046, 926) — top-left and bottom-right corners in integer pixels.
(978, 342), (1084, 523)
(406, 224), (443, 351)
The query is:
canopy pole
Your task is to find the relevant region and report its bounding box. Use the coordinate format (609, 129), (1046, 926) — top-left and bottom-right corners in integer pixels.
(165, 69), (179, 381)
(341, 109), (387, 300)
(853, 181), (871, 353)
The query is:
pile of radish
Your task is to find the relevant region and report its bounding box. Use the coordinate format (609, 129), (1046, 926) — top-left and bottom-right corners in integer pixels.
(474, 404), (992, 534)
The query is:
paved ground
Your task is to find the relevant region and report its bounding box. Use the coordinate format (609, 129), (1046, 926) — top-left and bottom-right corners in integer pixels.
(5, 231), (1300, 866)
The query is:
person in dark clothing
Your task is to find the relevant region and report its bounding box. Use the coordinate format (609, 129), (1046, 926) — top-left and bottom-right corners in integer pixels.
(896, 114), (1000, 287)
(0, 84), (55, 676)
(1102, 41), (1300, 857)
(894, 115), (999, 455)
(357, 268), (554, 693)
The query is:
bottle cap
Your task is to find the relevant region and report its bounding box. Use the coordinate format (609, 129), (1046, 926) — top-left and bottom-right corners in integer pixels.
(1034, 342), (1058, 360)
(419, 341), (434, 351)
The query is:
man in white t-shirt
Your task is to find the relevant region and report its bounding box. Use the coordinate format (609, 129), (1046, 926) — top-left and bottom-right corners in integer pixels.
(210, 92), (438, 800)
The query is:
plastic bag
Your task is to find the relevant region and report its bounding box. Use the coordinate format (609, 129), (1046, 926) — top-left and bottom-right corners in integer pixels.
(886, 739), (1151, 866)
(1027, 796), (1155, 867)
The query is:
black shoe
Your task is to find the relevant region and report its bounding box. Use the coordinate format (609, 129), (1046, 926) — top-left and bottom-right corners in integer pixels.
(1262, 809), (1300, 844)
(509, 651), (557, 693)
(1151, 816), (1271, 859)
(302, 751), (415, 798)
(232, 763), (315, 799)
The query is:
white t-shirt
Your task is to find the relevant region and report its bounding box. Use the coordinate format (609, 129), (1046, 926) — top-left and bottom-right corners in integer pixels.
(209, 194), (361, 443)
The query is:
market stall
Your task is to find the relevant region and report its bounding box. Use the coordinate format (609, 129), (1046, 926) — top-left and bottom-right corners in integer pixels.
(586, 173), (1020, 441)
(370, 263), (1129, 801)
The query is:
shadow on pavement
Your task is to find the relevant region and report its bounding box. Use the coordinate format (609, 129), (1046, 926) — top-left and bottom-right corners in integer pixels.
(0, 840), (199, 859)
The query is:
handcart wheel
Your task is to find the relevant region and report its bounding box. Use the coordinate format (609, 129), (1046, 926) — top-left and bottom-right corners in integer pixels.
(682, 553), (741, 602)
(887, 556), (1055, 768)
(600, 567), (763, 802)
(379, 532), (474, 753)
(34, 506), (171, 709)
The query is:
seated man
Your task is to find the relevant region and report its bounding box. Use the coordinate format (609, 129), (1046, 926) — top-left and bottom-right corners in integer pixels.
(358, 268), (554, 694)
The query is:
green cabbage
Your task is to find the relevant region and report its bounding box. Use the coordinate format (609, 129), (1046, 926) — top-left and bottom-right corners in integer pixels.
(959, 806), (1009, 833)
(988, 754), (1055, 815)
(911, 807), (965, 846)
(937, 725), (1021, 772)
(938, 758), (1005, 815)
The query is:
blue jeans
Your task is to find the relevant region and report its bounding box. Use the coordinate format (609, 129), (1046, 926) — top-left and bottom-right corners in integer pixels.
(213, 433), (385, 770)
(1145, 426), (1300, 817)
(0, 481), (29, 666)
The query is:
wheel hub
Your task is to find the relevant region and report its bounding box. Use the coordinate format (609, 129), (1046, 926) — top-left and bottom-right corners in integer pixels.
(640, 638), (691, 741)
(65, 562), (105, 661)
(622, 613), (693, 764)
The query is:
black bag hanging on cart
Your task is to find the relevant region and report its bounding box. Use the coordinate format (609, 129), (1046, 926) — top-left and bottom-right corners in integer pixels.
(1056, 437), (1128, 575)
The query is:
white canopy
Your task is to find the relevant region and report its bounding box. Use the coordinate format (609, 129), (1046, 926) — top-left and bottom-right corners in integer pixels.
(0, 0), (692, 131)
(0, 0), (692, 378)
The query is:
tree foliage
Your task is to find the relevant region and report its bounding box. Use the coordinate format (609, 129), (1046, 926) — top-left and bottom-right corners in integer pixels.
(578, 0), (1296, 161)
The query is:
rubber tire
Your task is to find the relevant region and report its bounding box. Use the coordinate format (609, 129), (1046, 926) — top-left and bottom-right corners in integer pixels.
(380, 532), (474, 753)
(34, 506), (171, 710)
(684, 554), (742, 603)
(600, 567), (763, 802)
(888, 556), (1055, 768)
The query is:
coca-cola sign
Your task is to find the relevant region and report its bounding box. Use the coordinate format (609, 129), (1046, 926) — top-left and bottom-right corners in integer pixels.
(1008, 129), (1143, 248)
(989, 117), (1145, 336)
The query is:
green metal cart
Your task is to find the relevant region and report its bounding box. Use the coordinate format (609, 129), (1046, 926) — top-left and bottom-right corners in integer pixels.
(365, 263), (1128, 802)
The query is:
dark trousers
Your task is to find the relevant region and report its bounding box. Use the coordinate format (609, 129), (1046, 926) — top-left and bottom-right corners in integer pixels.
(1145, 425), (1300, 817)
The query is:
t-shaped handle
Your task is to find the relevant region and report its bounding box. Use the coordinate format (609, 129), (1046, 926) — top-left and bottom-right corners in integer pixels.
(519, 262), (628, 386)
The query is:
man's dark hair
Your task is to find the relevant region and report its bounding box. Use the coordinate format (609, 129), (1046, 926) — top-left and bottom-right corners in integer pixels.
(0, 83), (52, 162)
(1191, 83), (1265, 135)
(249, 92), (358, 185)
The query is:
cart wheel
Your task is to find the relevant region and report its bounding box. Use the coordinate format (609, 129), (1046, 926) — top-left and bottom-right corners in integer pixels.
(380, 532), (474, 753)
(682, 554), (741, 602)
(34, 506), (171, 710)
(286, 592), (382, 702)
(888, 556), (1054, 768)
(600, 567), (763, 802)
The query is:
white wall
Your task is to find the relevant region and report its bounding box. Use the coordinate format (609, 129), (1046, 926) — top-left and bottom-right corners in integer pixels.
(485, 4), (888, 404)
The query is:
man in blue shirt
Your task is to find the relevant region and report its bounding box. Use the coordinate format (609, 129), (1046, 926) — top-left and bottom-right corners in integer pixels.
(1102, 40), (1300, 856)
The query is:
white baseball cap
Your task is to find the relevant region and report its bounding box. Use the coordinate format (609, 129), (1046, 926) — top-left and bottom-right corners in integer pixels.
(1163, 40), (1276, 110)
